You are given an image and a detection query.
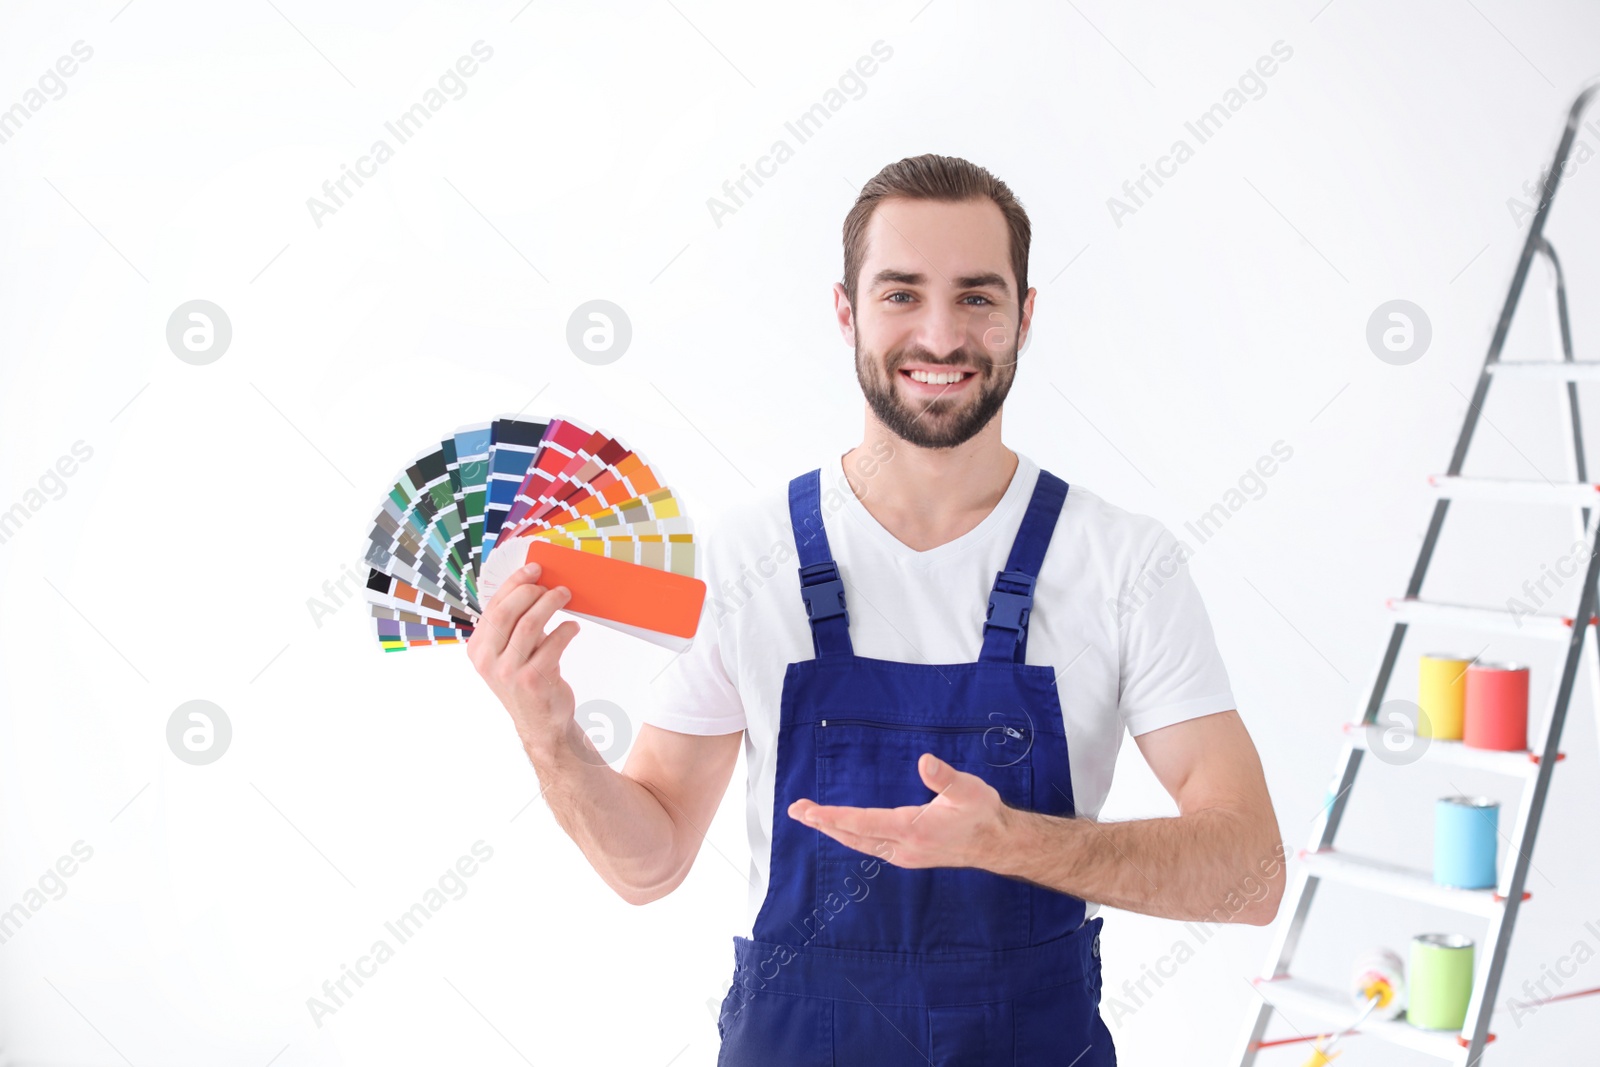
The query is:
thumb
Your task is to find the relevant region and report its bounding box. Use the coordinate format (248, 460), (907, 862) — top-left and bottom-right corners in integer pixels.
(919, 752), (956, 792)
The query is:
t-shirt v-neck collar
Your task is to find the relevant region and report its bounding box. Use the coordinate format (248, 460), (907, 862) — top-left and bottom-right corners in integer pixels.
(832, 449), (1039, 569)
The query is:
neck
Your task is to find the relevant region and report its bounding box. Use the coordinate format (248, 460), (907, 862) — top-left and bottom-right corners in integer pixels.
(840, 408), (1018, 551)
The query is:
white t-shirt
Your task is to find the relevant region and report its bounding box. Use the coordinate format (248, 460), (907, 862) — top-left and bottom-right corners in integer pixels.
(647, 450), (1236, 935)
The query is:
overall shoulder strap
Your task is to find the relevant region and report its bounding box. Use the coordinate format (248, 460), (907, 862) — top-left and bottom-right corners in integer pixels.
(980, 469), (1070, 663)
(788, 468), (853, 658)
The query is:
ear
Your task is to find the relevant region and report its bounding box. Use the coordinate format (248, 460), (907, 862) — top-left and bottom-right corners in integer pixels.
(832, 281), (856, 347)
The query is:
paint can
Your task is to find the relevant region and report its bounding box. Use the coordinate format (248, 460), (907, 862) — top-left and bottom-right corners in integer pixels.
(1418, 653), (1474, 739)
(1350, 947), (1406, 1020)
(1408, 933), (1475, 1030)
(1463, 661), (1529, 751)
(1433, 796), (1499, 889)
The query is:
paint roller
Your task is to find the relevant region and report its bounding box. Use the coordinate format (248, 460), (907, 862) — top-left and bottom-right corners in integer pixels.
(1299, 949), (1406, 1065)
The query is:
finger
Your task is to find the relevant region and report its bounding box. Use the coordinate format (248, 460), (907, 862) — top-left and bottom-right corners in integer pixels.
(802, 803), (915, 842)
(527, 618), (580, 675)
(809, 822), (894, 858)
(471, 580), (548, 659)
(813, 824), (908, 867)
(504, 584), (573, 663)
(472, 585), (545, 658)
(493, 559), (547, 598)
(789, 802), (881, 844)
(483, 559), (550, 616)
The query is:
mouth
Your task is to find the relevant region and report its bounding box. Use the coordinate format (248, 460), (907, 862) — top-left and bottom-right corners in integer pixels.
(897, 366), (978, 396)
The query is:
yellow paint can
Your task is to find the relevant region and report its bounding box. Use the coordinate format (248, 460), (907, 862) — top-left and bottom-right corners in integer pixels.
(1418, 653), (1474, 740)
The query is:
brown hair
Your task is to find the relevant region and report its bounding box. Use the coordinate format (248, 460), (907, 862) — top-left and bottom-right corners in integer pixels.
(841, 154), (1031, 306)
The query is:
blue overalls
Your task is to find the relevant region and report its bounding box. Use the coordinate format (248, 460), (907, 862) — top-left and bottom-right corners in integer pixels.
(716, 466), (1116, 1066)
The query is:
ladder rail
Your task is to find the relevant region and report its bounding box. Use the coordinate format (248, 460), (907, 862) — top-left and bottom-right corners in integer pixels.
(1459, 516), (1600, 1058)
(1445, 81), (1599, 477)
(1544, 234), (1600, 794)
(1534, 238), (1576, 368)
(1455, 234), (1600, 1061)
(1236, 652), (1397, 1061)
(1407, 82), (1600, 614)
(1314, 623), (1409, 846)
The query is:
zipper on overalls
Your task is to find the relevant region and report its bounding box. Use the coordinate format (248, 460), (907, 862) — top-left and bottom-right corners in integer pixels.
(819, 717), (1026, 740)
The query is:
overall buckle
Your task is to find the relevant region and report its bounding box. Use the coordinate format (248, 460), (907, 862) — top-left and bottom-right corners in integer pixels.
(985, 570), (1036, 633)
(798, 561), (847, 622)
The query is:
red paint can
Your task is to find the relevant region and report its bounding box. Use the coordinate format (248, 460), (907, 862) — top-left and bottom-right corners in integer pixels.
(1463, 661), (1529, 751)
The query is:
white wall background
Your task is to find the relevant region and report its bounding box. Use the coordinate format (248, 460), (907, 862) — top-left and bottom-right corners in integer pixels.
(2, 0), (1599, 1063)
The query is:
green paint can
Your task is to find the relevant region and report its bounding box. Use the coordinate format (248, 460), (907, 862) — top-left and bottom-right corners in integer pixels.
(1408, 933), (1475, 1030)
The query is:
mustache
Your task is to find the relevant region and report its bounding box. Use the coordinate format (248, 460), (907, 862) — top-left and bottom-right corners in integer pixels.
(885, 349), (991, 373)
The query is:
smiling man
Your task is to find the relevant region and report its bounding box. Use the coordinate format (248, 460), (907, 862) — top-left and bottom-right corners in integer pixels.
(469, 153), (1285, 1065)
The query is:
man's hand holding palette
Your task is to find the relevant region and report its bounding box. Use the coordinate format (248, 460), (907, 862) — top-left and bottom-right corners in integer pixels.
(361, 416), (707, 653)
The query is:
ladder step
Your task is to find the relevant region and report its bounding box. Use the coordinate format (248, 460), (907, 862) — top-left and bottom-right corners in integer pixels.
(1298, 847), (1504, 917)
(1486, 360), (1600, 381)
(1345, 723), (1549, 779)
(1250, 975), (1482, 1058)
(1386, 596), (1591, 638)
(1428, 474), (1600, 506)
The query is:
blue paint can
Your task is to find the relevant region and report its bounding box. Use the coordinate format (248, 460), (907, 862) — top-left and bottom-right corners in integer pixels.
(1433, 796), (1498, 889)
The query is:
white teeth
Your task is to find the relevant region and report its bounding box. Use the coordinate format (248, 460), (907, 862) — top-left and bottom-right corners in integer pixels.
(907, 369), (968, 385)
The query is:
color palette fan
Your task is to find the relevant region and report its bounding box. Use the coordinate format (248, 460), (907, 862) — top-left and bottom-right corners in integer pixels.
(362, 416), (706, 653)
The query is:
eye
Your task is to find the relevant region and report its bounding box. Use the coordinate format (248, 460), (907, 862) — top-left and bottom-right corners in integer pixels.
(962, 294), (994, 305)
(885, 291), (914, 304)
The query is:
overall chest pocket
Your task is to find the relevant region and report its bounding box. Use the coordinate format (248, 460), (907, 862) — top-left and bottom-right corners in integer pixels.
(809, 718), (1035, 953)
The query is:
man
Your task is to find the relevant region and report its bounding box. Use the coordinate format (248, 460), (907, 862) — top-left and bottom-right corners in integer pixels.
(469, 154), (1285, 1065)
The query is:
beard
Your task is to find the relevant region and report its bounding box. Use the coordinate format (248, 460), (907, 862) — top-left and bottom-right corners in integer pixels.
(855, 337), (1018, 450)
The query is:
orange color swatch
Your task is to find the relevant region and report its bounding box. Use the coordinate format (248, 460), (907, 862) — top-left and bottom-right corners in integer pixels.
(521, 538), (705, 639)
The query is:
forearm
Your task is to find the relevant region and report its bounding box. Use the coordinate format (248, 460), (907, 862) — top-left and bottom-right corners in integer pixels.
(523, 722), (685, 905)
(988, 805), (1286, 925)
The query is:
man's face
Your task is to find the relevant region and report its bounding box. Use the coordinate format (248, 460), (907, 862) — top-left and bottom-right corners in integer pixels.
(840, 197), (1032, 450)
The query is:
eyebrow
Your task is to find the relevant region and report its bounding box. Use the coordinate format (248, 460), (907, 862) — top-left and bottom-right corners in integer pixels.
(869, 269), (1012, 296)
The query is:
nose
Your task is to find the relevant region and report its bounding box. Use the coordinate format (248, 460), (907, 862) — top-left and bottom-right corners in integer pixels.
(908, 298), (970, 360)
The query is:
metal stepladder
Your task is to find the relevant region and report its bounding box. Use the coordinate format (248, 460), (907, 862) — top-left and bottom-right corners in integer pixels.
(1236, 80), (1600, 1065)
